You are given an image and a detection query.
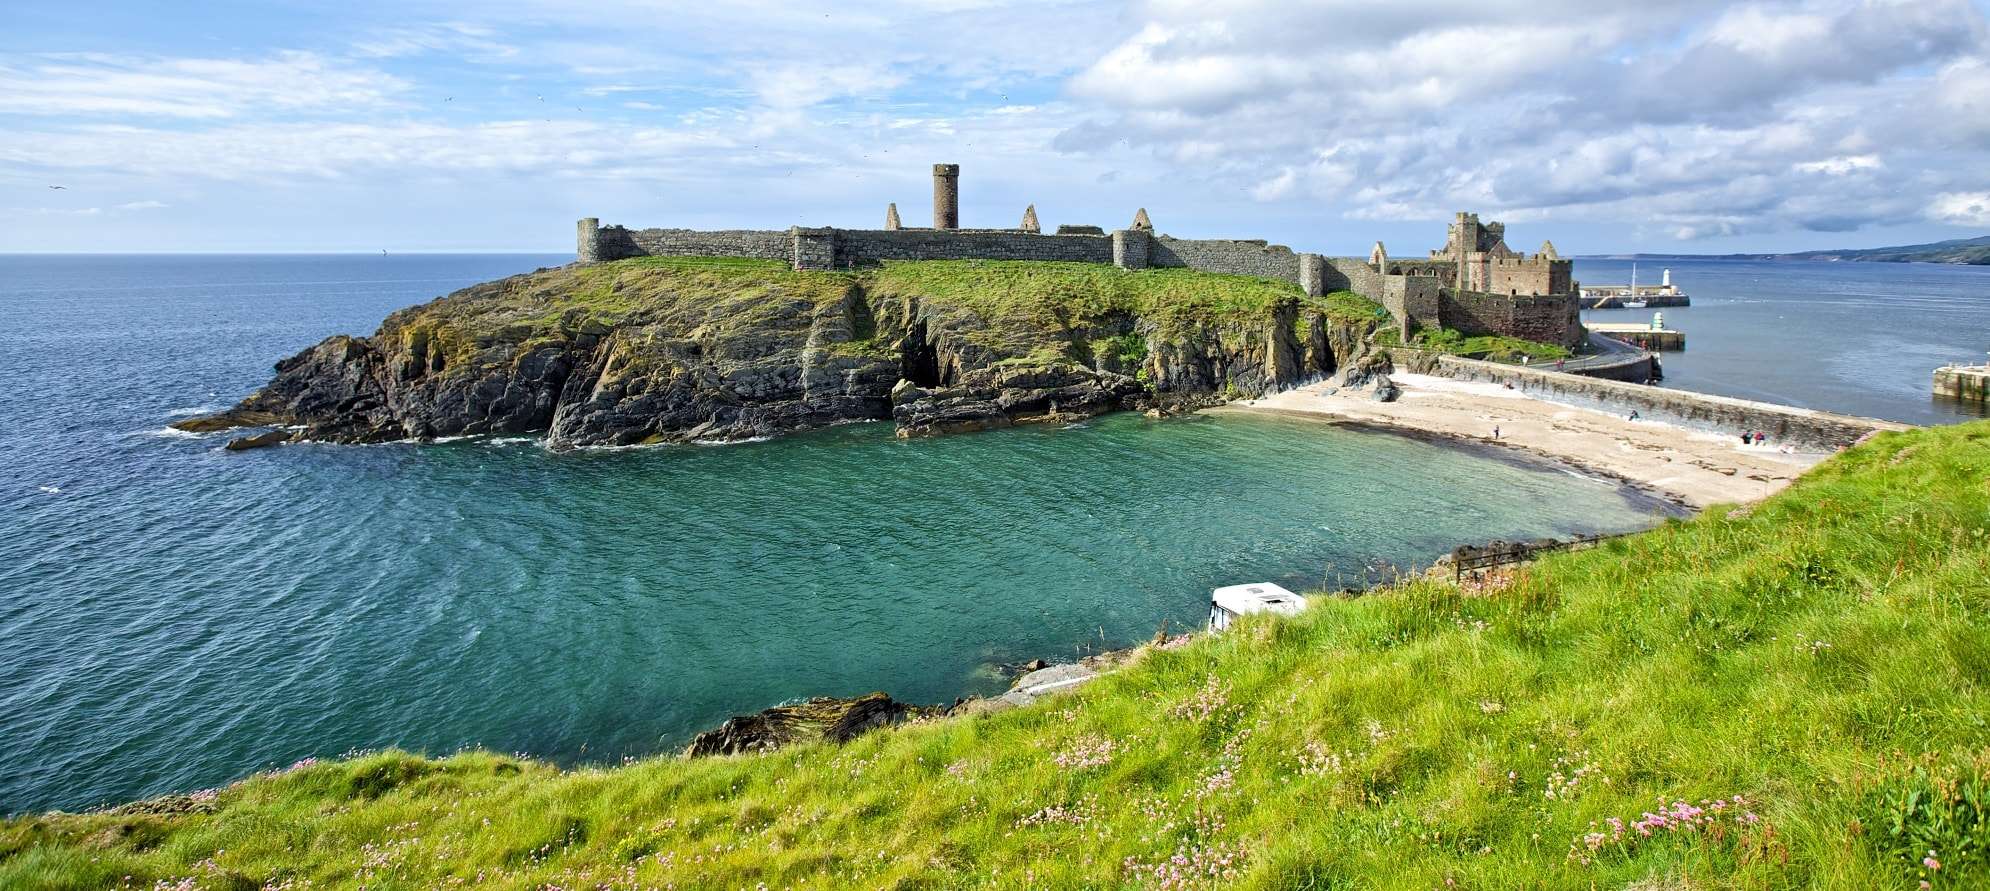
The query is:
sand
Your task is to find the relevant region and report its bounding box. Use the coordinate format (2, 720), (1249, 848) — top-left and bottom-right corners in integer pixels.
(1225, 373), (1828, 511)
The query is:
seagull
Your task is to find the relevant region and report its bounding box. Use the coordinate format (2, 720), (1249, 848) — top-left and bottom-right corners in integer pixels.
(48, 185), (66, 190)
(444, 97), (453, 102)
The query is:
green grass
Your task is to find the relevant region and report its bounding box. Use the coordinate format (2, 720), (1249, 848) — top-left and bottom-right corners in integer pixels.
(1312, 290), (1391, 325)
(7, 421), (1988, 888)
(1377, 324), (1573, 362)
(864, 259), (1306, 333)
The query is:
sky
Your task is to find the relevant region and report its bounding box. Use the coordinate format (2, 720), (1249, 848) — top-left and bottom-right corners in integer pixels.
(5, 0), (1990, 255)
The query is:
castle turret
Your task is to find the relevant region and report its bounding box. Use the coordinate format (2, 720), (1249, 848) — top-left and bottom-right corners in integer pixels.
(577, 217), (600, 263)
(932, 163), (959, 230)
(1020, 204), (1039, 233)
(1131, 208), (1153, 231)
(885, 203), (901, 231)
(1538, 240), (1558, 260)
(1370, 240), (1388, 268)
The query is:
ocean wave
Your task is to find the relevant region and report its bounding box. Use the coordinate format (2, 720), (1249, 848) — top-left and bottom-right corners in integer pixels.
(143, 427), (211, 439)
(693, 436), (773, 447)
(165, 404), (229, 417)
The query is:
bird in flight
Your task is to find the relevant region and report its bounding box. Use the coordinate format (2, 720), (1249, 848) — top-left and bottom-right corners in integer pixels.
(48, 185), (66, 190)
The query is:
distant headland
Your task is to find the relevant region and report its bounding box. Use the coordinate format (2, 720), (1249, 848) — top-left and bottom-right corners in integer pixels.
(1585, 233), (1990, 265)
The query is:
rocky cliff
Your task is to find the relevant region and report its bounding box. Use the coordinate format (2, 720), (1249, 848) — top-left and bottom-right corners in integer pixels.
(177, 258), (1382, 448)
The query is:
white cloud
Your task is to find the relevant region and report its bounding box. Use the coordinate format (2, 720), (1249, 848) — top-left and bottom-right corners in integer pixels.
(1250, 168), (1296, 201)
(114, 200), (168, 211)
(0, 51), (409, 119)
(1929, 191), (1990, 226)
(1793, 154), (1882, 175)
(1055, 0), (1990, 240)
(350, 22), (518, 61)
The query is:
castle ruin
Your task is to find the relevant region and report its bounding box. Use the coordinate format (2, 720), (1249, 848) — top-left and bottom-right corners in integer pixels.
(575, 165), (1583, 347)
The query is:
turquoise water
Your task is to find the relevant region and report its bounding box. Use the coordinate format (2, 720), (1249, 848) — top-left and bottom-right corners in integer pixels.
(0, 255), (1671, 814)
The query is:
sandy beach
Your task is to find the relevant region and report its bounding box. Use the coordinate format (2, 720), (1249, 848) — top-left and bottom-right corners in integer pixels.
(1227, 373), (1830, 510)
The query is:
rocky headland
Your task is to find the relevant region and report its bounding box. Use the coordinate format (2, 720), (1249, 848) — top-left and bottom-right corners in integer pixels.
(174, 257), (1387, 448)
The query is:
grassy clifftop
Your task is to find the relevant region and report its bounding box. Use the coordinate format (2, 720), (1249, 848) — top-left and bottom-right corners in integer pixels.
(9, 421), (1986, 888)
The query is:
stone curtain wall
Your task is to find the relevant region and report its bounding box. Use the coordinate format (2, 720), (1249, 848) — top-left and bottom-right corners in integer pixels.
(593, 225), (792, 262)
(1148, 236), (1303, 283)
(581, 221), (1321, 287)
(1485, 258), (1571, 297)
(1434, 356), (1907, 451)
(835, 229), (1113, 267)
(1440, 290), (1582, 347)
(1324, 258), (1381, 298)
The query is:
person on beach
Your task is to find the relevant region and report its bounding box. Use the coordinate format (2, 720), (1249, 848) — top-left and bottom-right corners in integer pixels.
(1740, 432), (1752, 445)
(1556, 359), (1566, 372)
(1493, 425), (1501, 440)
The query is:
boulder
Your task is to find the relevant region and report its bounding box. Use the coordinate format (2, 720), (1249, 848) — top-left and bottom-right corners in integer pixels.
(684, 692), (938, 757)
(224, 429), (291, 451)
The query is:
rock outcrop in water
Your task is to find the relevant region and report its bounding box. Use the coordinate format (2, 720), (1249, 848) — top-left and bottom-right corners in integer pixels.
(176, 258), (1382, 448)
(684, 692), (936, 757)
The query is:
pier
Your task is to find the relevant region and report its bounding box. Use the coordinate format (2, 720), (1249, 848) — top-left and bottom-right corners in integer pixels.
(1581, 266), (1691, 308)
(1934, 364), (1989, 404)
(1590, 322), (1684, 351)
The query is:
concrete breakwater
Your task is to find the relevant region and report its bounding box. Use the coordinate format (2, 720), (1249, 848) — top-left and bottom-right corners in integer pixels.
(1934, 365), (1988, 404)
(1432, 355), (1909, 450)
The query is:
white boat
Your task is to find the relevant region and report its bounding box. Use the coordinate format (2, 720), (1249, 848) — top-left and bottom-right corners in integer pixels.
(1622, 262), (1647, 307)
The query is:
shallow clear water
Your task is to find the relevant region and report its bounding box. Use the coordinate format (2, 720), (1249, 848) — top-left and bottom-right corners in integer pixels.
(0, 254), (1672, 813)
(1575, 258), (1990, 425)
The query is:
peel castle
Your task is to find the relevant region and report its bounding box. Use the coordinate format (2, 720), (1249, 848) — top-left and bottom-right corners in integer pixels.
(576, 164), (1582, 347)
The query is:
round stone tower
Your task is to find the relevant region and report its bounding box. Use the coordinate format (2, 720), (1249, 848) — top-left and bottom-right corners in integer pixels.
(932, 163), (960, 230)
(576, 217), (601, 263)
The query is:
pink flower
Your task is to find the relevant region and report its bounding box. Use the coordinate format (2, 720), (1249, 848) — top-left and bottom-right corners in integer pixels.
(1923, 851), (1941, 871)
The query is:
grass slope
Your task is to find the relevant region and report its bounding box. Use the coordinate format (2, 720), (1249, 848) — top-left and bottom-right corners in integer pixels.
(1376, 324), (1574, 362)
(7, 429), (1989, 889)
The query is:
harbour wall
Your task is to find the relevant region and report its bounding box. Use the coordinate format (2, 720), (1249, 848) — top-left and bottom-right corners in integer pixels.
(1934, 366), (1989, 404)
(1431, 356), (1909, 451)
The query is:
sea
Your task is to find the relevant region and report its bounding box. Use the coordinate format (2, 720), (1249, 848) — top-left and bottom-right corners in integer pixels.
(1573, 258), (1990, 425)
(0, 252), (1978, 814)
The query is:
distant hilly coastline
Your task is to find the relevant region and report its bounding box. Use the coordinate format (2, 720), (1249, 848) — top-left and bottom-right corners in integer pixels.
(1585, 233), (1990, 265)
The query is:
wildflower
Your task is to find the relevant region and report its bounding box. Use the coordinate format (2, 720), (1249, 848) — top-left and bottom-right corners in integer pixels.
(1169, 676), (1232, 722)
(1054, 735), (1119, 770)
(1924, 850), (1941, 871)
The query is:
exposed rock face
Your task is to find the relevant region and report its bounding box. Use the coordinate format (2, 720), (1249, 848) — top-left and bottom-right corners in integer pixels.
(684, 692), (936, 757)
(176, 260), (1380, 448)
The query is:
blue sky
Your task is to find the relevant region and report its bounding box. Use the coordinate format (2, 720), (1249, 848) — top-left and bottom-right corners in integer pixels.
(5, 0), (1990, 255)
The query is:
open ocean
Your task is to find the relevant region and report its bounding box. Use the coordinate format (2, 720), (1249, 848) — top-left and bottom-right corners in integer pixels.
(0, 251), (1979, 814)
